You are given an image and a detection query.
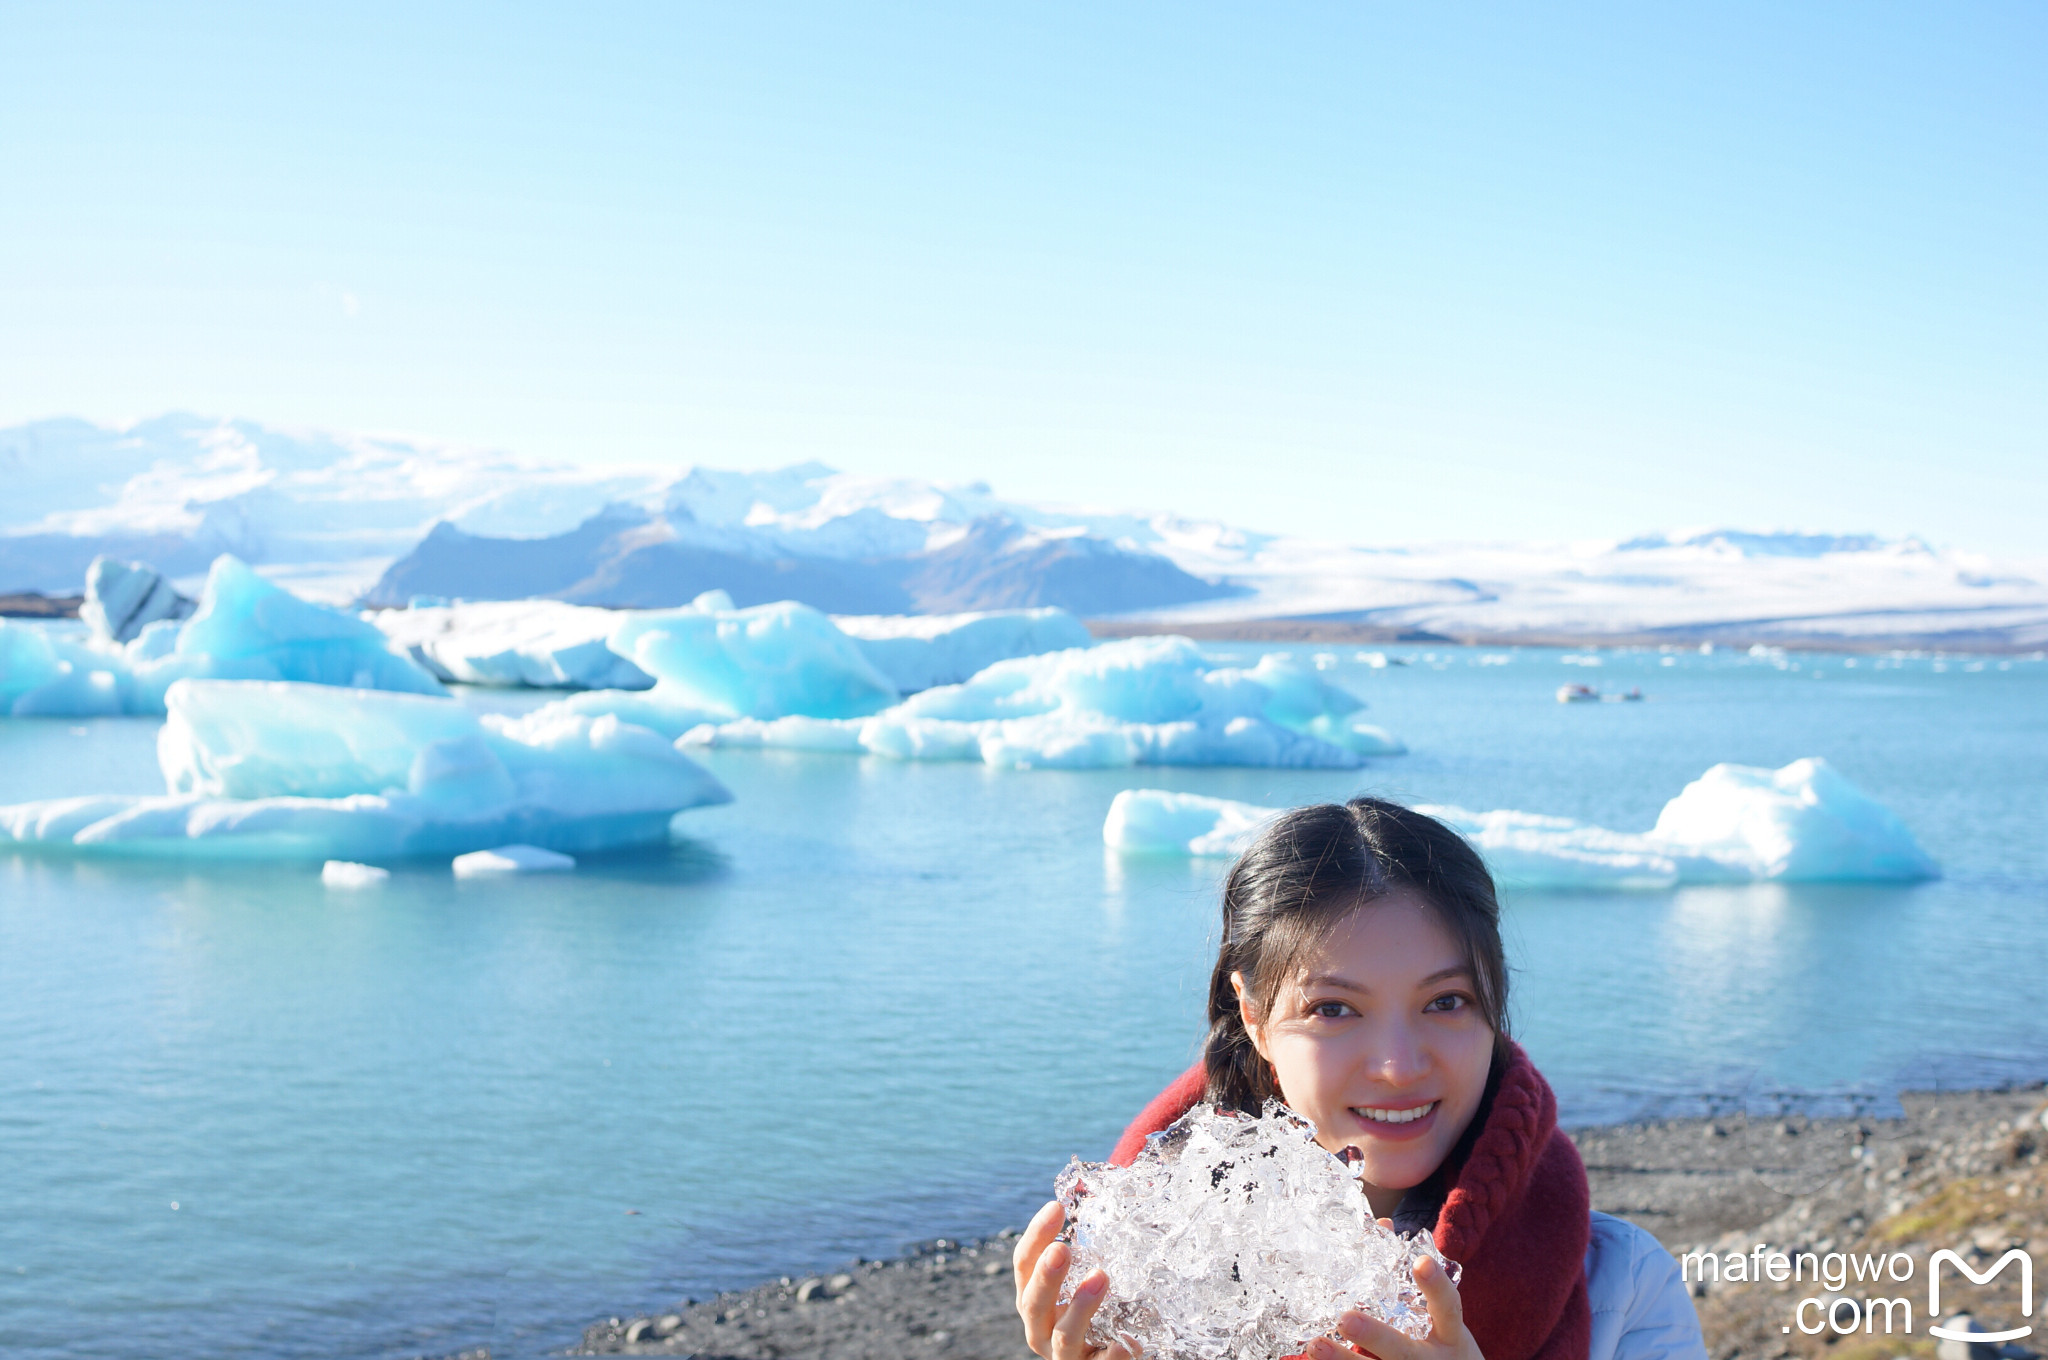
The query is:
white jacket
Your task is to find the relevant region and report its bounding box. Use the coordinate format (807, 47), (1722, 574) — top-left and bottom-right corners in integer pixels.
(1585, 1212), (1708, 1360)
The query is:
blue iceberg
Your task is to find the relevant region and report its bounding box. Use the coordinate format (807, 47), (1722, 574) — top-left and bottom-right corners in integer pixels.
(368, 599), (658, 690)
(127, 557), (445, 710)
(0, 621), (128, 717)
(1103, 758), (1938, 886)
(685, 637), (1405, 769)
(831, 608), (1093, 693)
(544, 595), (901, 737)
(1, 556), (445, 717)
(0, 679), (731, 860)
(367, 599), (1092, 696)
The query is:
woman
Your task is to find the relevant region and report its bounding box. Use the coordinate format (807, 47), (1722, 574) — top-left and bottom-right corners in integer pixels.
(1015, 798), (1706, 1360)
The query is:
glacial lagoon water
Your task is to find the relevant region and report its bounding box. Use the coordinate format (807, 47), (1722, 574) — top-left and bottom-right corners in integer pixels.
(2, 644), (2044, 1359)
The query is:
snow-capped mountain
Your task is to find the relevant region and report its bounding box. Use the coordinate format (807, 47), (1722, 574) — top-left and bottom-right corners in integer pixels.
(0, 414), (1239, 616)
(4, 414), (2044, 649)
(0, 413), (661, 594)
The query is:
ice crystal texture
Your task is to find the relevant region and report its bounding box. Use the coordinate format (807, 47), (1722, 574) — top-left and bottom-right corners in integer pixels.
(1054, 1100), (1459, 1360)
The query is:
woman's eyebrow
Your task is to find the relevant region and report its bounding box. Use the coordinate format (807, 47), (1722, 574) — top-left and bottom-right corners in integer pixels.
(1300, 966), (1472, 993)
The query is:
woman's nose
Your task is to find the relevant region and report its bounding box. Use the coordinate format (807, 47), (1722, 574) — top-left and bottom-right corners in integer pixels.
(1365, 1019), (1430, 1086)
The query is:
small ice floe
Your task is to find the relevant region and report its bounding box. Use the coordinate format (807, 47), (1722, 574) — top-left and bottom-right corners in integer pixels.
(1556, 684), (1643, 703)
(1104, 757), (1939, 888)
(321, 861), (390, 889)
(1102, 790), (1283, 858)
(451, 844), (576, 877)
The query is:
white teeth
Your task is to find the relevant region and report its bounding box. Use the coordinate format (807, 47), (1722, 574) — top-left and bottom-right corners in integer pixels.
(1352, 1101), (1437, 1125)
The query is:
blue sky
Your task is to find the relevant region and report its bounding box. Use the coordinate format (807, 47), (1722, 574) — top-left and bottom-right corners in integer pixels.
(2, 3), (2041, 551)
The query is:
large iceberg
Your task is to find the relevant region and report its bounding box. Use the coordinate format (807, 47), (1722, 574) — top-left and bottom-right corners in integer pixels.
(365, 599), (1094, 696)
(0, 620), (128, 717)
(0, 556), (446, 716)
(369, 599), (657, 690)
(80, 556), (195, 644)
(1103, 758), (1938, 886)
(1646, 758), (1942, 882)
(1055, 1100), (1455, 1360)
(830, 607), (1093, 693)
(137, 556), (446, 707)
(0, 679), (730, 859)
(544, 596), (901, 737)
(682, 637), (1405, 769)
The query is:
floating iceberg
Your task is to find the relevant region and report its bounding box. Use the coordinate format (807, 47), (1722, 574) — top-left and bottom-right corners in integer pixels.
(1101, 790), (1284, 857)
(682, 637), (1404, 769)
(135, 557), (446, 708)
(0, 680), (730, 859)
(1055, 1100), (1455, 1360)
(1647, 758), (1942, 882)
(1, 556), (445, 717)
(364, 599), (1090, 697)
(451, 844), (575, 876)
(1103, 758), (1938, 886)
(0, 621), (128, 717)
(369, 600), (657, 690)
(831, 608), (1093, 692)
(544, 596), (900, 737)
(322, 860), (390, 889)
(81, 556), (194, 645)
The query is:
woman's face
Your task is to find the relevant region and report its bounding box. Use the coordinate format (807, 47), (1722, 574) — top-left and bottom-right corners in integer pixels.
(1236, 892), (1494, 1204)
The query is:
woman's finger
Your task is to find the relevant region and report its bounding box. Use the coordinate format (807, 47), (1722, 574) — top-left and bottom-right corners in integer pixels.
(1411, 1255), (1465, 1338)
(1307, 1335), (1368, 1360)
(1333, 1308), (1422, 1360)
(1014, 1201), (1065, 1289)
(1052, 1268), (1110, 1360)
(1017, 1237), (1074, 1356)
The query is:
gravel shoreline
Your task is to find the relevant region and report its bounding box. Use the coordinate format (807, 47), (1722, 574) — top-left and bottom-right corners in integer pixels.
(576, 1085), (2048, 1360)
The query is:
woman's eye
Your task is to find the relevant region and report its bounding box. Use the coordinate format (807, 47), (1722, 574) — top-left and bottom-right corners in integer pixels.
(1424, 993), (1469, 1014)
(1309, 1001), (1354, 1019)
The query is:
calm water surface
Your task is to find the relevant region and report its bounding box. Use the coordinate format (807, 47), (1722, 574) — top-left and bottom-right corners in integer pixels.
(2, 645), (2043, 1359)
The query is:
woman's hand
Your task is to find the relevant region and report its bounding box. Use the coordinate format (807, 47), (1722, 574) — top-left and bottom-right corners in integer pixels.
(1013, 1199), (1138, 1360)
(1309, 1254), (1484, 1360)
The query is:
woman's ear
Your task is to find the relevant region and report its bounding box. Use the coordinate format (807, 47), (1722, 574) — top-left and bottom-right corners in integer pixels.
(1230, 971), (1272, 1062)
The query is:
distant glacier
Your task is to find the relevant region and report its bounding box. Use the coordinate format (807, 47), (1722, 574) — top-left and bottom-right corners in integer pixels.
(3, 413), (2044, 651)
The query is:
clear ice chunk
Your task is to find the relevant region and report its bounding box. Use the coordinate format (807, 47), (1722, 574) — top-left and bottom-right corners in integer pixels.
(1053, 1100), (1460, 1360)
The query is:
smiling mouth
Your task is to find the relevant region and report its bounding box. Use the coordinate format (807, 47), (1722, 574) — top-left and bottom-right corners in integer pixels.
(1350, 1101), (1438, 1125)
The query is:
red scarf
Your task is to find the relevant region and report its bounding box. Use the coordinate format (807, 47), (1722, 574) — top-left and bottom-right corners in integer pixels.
(1109, 1043), (1592, 1360)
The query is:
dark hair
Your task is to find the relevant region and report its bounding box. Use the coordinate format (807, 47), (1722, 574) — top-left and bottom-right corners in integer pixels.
(1203, 797), (1512, 1112)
